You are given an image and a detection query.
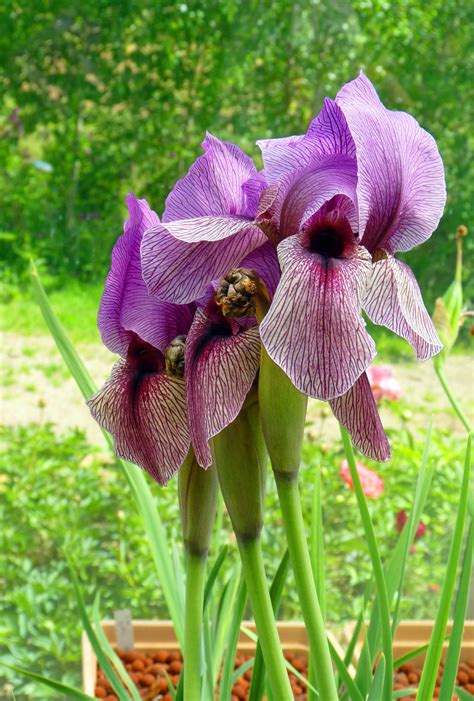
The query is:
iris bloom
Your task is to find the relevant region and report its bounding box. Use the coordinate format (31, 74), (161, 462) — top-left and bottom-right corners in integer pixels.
(141, 75), (445, 462)
(88, 193), (278, 482)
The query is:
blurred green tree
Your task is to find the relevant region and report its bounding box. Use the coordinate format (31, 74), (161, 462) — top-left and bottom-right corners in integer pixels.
(0, 0), (472, 302)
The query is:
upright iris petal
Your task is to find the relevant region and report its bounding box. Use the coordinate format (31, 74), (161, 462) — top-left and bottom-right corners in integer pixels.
(87, 194), (193, 484)
(141, 133), (267, 304)
(335, 73), (445, 358)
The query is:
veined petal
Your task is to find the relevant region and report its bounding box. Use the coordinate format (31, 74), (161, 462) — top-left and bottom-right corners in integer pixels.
(363, 256), (442, 360)
(164, 132), (258, 221)
(336, 72), (446, 253)
(330, 373), (391, 462)
(238, 240), (281, 299)
(257, 98), (355, 185)
(279, 156), (357, 236)
(98, 194), (193, 355)
(87, 359), (189, 485)
(260, 236), (376, 401)
(142, 223), (266, 304)
(162, 214), (256, 243)
(185, 308), (261, 467)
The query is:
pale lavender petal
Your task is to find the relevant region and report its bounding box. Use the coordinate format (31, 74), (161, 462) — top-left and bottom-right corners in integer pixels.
(185, 307), (260, 467)
(164, 132), (258, 221)
(279, 155), (357, 237)
(336, 72), (446, 253)
(363, 256), (442, 360)
(98, 194), (193, 355)
(87, 359), (189, 485)
(239, 240), (281, 299)
(330, 373), (391, 461)
(162, 214), (256, 243)
(142, 222), (266, 304)
(260, 236), (376, 401)
(257, 98), (355, 185)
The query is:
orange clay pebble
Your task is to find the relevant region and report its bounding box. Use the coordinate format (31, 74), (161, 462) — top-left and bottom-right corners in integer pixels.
(104, 697), (118, 701)
(168, 660), (182, 674)
(132, 658), (145, 671)
(433, 686), (440, 697)
(154, 650), (168, 663)
(407, 672), (419, 684)
(168, 651), (182, 662)
(232, 683), (247, 700)
(162, 695), (173, 701)
(141, 674), (155, 687)
(94, 687), (107, 699)
(158, 677), (168, 693)
(466, 684), (474, 694)
(292, 656), (305, 672)
(458, 670), (469, 685)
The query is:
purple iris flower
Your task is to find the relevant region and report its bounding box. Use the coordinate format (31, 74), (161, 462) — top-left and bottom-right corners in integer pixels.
(88, 193), (278, 483)
(140, 75), (445, 461)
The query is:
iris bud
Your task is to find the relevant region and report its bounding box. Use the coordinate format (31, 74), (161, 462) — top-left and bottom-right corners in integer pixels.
(213, 402), (266, 541)
(178, 451), (218, 557)
(433, 226), (468, 369)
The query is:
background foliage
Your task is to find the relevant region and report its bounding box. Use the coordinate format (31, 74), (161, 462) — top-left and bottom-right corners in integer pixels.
(1, 0), (473, 303)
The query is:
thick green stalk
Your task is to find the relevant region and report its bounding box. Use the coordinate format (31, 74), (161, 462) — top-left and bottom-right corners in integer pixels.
(238, 538), (293, 701)
(184, 553), (207, 701)
(275, 474), (338, 701)
(435, 364), (472, 433)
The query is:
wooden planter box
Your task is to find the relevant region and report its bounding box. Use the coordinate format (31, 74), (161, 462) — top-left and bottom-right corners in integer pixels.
(348, 619), (474, 667)
(82, 619), (345, 695)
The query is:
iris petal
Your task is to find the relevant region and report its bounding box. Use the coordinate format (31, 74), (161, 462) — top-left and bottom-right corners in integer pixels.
(260, 235), (376, 401)
(87, 359), (190, 485)
(363, 256), (442, 360)
(330, 372), (391, 462)
(185, 307), (261, 467)
(336, 72), (446, 253)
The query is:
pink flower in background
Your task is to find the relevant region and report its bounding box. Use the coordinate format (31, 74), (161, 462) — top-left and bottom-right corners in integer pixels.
(367, 364), (402, 401)
(396, 510), (427, 541)
(339, 459), (384, 498)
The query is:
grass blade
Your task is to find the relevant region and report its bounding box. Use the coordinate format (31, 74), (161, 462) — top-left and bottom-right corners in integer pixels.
(31, 265), (184, 644)
(417, 436), (471, 699)
(232, 657), (254, 685)
(163, 669), (177, 700)
(248, 550), (290, 701)
(356, 425), (433, 688)
(328, 639), (364, 701)
(203, 545), (228, 611)
(68, 564), (130, 701)
(368, 654), (385, 700)
(218, 579), (247, 701)
(310, 458), (326, 618)
(438, 520), (473, 699)
(340, 426), (392, 701)
(455, 687), (474, 700)
(91, 595), (141, 701)
(0, 664), (97, 700)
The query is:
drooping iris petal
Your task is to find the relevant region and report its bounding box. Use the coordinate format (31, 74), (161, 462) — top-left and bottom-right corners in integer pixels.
(330, 372), (391, 462)
(185, 307), (261, 467)
(163, 132), (259, 221)
(98, 193), (194, 355)
(363, 256), (442, 360)
(339, 457), (385, 498)
(87, 356), (189, 485)
(142, 222), (266, 304)
(336, 72), (446, 254)
(260, 235), (376, 401)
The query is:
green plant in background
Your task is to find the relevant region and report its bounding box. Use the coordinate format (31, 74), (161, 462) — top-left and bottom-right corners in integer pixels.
(1, 269), (472, 700)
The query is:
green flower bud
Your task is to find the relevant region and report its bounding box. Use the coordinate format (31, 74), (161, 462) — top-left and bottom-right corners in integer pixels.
(259, 348), (308, 479)
(213, 402), (267, 541)
(433, 226), (467, 368)
(178, 451), (218, 557)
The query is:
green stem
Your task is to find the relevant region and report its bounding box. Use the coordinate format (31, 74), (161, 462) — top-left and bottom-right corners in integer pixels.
(184, 553), (207, 701)
(340, 426), (393, 701)
(238, 538), (293, 701)
(275, 475), (338, 701)
(435, 365), (472, 433)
